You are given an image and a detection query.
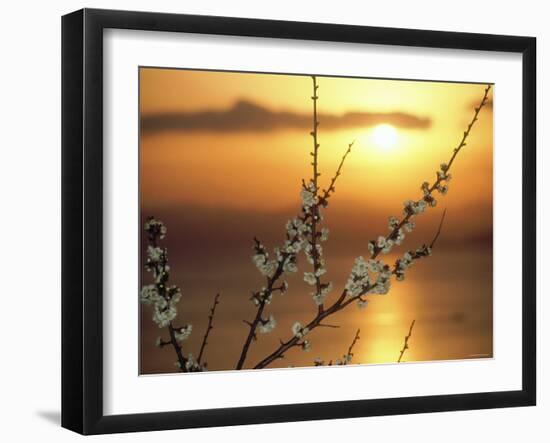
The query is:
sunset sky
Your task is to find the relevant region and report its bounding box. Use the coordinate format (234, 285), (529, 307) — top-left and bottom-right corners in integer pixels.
(139, 68), (493, 374)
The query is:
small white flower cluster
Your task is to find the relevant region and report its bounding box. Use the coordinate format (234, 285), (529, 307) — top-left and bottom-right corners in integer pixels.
(292, 322), (309, 338)
(300, 181), (318, 212)
(174, 324), (193, 342)
(258, 314), (277, 334)
(344, 256), (371, 297)
(394, 245), (432, 281)
(184, 353), (206, 372)
(394, 252), (414, 281)
(140, 284), (160, 305)
(140, 218), (185, 331)
(152, 304), (177, 328)
(250, 287), (273, 306)
(153, 304), (178, 328)
(303, 272), (317, 285)
(388, 216), (400, 230)
(147, 245), (164, 263)
(304, 242), (325, 266)
(252, 241), (277, 278)
(312, 282), (333, 306)
(251, 233), (302, 281)
(334, 353), (353, 366)
(301, 340), (311, 352)
(304, 223), (333, 305)
(345, 256), (392, 299)
(286, 217), (310, 239)
(435, 163), (452, 194)
(368, 221), (409, 256)
(357, 299), (369, 310)
(403, 199), (428, 216)
(144, 217), (167, 240)
(141, 284), (181, 328)
(437, 162), (452, 181)
(370, 265), (392, 295)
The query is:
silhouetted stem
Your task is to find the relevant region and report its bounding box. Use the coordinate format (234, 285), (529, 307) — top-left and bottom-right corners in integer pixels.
(398, 320), (416, 363)
(346, 328), (361, 363)
(197, 293), (220, 365)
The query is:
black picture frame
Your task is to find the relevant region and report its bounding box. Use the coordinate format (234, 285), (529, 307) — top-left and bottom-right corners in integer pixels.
(62, 8), (536, 435)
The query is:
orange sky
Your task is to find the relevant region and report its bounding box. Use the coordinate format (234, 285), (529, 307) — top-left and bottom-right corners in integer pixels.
(139, 68), (493, 373)
(140, 69), (493, 214)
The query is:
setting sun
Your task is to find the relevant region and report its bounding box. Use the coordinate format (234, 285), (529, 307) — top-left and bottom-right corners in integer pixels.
(371, 123), (399, 150)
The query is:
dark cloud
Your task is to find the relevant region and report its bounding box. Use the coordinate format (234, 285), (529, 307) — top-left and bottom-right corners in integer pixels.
(141, 99), (431, 134)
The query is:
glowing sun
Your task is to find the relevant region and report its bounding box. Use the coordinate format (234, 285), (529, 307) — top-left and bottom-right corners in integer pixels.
(371, 124), (399, 150)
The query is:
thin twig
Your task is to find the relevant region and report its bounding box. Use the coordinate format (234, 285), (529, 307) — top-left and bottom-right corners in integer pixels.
(309, 76), (326, 314)
(317, 323), (340, 329)
(346, 328), (361, 362)
(320, 141), (355, 204)
(430, 208), (447, 249)
(398, 320), (416, 363)
(197, 293), (220, 365)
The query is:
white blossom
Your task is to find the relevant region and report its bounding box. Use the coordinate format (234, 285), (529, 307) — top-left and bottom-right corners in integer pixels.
(283, 259), (298, 273)
(367, 259), (383, 273)
(140, 284), (159, 305)
(312, 282), (333, 306)
(394, 228), (405, 246)
(404, 221), (415, 233)
(185, 353), (202, 372)
(259, 314), (277, 334)
(304, 272), (317, 286)
(280, 281), (289, 294)
(388, 216), (400, 230)
(252, 249), (277, 278)
(376, 236), (394, 254)
(367, 241), (375, 255)
(301, 340), (311, 352)
(345, 256), (371, 297)
(152, 304), (177, 328)
(351, 256), (369, 276)
(175, 324), (193, 342)
(357, 299), (369, 310)
(286, 217), (309, 237)
(300, 188), (317, 210)
(292, 322), (309, 338)
(144, 217), (167, 240)
(403, 199), (427, 216)
(147, 245), (163, 262)
(421, 181), (430, 195)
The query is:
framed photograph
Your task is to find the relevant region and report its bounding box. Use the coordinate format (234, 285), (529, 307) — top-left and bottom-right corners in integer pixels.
(62, 8), (536, 434)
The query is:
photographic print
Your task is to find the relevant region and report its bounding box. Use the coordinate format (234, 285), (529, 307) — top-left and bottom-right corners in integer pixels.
(139, 68), (493, 374)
